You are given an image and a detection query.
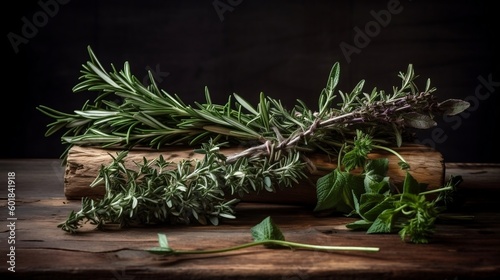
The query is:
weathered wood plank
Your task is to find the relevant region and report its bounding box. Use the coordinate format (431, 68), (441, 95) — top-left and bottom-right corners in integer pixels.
(2, 160), (500, 279)
(4, 197), (500, 280)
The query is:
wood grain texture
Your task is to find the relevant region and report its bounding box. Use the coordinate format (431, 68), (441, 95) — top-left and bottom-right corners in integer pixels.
(0, 160), (499, 280)
(64, 144), (444, 205)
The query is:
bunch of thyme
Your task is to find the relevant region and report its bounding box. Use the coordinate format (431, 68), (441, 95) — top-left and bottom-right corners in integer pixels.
(58, 140), (307, 233)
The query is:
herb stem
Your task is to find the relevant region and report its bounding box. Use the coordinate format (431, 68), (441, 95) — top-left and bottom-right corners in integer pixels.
(420, 186), (453, 196)
(153, 240), (379, 256)
(372, 144), (407, 165)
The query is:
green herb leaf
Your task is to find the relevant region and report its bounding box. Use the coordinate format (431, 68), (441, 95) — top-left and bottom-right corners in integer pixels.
(367, 209), (395, 234)
(438, 99), (470, 116)
(250, 216), (286, 248)
(402, 112), (437, 129)
(402, 172), (428, 195)
(314, 169), (364, 213)
(149, 233), (175, 255)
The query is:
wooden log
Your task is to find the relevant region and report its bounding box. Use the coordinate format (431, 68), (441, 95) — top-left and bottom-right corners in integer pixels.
(64, 144), (444, 205)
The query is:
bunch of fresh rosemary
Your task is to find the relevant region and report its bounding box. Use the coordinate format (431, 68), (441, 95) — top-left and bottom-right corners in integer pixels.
(38, 46), (469, 242)
(37, 46), (468, 162)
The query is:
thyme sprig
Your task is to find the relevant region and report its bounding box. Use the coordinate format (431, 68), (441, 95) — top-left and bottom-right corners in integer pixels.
(58, 140), (306, 233)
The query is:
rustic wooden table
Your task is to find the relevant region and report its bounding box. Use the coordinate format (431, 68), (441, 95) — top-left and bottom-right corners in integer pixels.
(1, 159), (499, 280)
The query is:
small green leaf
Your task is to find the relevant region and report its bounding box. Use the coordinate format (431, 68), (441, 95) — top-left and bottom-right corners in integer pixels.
(402, 172), (428, 195)
(148, 233), (175, 255)
(158, 233), (170, 248)
(361, 196), (395, 222)
(219, 213), (236, 219)
(326, 62), (340, 95)
(438, 99), (470, 116)
(209, 216), (219, 226)
(363, 159), (389, 192)
(314, 169), (344, 212)
(365, 158), (388, 177)
(264, 176), (273, 192)
(398, 161), (411, 170)
(250, 216), (285, 248)
(346, 219), (373, 230)
(258, 92), (270, 131)
(402, 112), (437, 129)
(314, 169), (365, 214)
(367, 209), (395, 234)
(234, 93), (259, 115)
(392, 123), (403, 147)
(130, 196), (137, 209)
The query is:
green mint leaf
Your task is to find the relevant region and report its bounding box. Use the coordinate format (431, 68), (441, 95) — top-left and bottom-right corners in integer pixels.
(250, 216), (286, 248)
(314, 169), (343, 212)
(363, 158), (389, 192)
(366, 179), (391, 195)
(364, 158), (389, 178)
(314, 170), (364, 213)
(367, 209), (396, 234)
(346, 219), (372, 230)
(351, 189), (361, 217)
(346, 219), (373, 230)
(402, 172), (428, 195)
(358, 193), (386, 212)
(361, 196), (396, 222)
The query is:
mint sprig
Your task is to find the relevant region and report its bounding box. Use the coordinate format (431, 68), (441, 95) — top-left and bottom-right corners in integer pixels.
(314, 131), (460, 244)
(148, 216), (379, 256)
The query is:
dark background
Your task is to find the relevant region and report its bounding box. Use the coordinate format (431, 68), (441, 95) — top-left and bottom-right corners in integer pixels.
(3, 0), (499, 163)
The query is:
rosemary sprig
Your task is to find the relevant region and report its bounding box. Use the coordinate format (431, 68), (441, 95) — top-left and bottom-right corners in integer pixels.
(37, 46), (469, 163)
